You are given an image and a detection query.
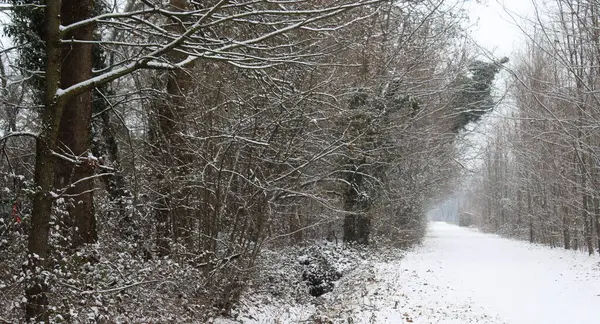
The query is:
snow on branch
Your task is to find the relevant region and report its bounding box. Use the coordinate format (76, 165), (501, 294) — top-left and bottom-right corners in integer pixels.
(55, 0), (382, 102)
(0, 131), (38, 142)
(0, 3), (44, 11)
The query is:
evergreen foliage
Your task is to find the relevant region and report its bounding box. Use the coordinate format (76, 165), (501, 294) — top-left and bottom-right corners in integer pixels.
(451, 57), (508, 132)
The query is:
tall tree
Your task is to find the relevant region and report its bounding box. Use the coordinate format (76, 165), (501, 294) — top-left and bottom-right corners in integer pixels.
(451, 58), (508, 133)
(54, 0), (97, 248)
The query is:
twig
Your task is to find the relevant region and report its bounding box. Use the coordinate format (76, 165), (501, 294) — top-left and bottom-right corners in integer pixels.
(0, 131), (37, 142)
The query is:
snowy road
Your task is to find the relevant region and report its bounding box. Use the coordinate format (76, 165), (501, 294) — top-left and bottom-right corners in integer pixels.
(346, 222), (600, 324)
(220, 222), (600, 323)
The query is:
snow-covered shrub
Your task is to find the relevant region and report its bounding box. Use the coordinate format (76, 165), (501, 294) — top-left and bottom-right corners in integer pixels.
(233, 241), (366, 307)
(299, 245), (345, 297)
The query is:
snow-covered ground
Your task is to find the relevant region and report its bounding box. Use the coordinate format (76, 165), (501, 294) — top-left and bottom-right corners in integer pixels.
(218, 222), (600, 323)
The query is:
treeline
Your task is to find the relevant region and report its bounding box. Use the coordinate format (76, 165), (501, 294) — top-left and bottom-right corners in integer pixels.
(463, 0), (600, 254)
(0, 0), (493, 321)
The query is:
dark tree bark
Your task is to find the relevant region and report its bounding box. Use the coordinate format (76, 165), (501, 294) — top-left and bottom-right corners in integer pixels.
(152, 0), (193, 256)
(55, 0), (97, 248)
(527, 189), (534, 243)
(25, 1), (63, 321)
(26, 1), (96, 320)
(594, 197), (600, 254)
(583, 194), (594, 255)
(343, 161), (371, 245)
(343, 213), (370, 245)
(562, 205), (571, 250)
(91, 106), (132, 237)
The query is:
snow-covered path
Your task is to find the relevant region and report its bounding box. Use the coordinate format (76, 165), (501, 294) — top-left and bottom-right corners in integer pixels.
(349, 222), (600, 324)
(220, 222), (600, 323)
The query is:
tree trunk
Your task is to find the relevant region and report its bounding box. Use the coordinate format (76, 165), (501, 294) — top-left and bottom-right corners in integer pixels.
(343, 161), (371, 245)
(594, 196), (600, 253)
(25, 1), (63, 321)
(562, 205), (571, 250)
(583, 194), (594, 255)
(94, 110), (132, 236)
(343, 213), (370, 245)
(289, 205), (304, 244)
(527, 189), (534, 243)
(152, 0), (193, 255)
(55, 0), (96, 248)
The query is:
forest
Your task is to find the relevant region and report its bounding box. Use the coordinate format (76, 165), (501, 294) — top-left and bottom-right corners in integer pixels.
(1, 0), (592, 323)
(462, 0), (600, 256)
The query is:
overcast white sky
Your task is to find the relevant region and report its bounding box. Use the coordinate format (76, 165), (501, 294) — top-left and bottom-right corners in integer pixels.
(465, 0), (535, 58)
(452, 1), (538, 176)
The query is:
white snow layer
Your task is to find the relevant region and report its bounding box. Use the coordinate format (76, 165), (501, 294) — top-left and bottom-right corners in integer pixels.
(218, 222), (600, 323)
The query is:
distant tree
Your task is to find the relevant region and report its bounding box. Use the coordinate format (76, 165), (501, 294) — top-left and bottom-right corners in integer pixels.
(451, 57), (508, 133)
